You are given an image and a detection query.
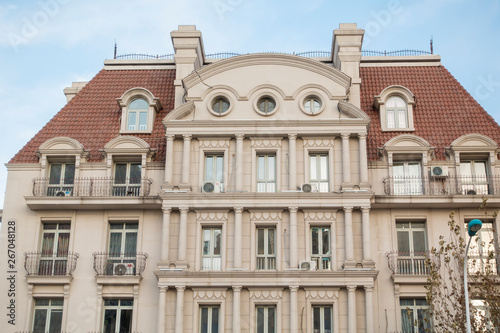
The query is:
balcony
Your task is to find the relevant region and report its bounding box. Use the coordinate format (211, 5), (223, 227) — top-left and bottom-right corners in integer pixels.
(387, 251), (440, 278)
(468, 250), (499, 275)
(93, 252), (148, 280)
(24, 252), (79, 284)
(32, 177), (152, 197)
(383, 175), (500, 196)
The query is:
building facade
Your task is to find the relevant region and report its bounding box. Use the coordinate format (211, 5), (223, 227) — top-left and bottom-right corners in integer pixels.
(1, 24), (500, 333)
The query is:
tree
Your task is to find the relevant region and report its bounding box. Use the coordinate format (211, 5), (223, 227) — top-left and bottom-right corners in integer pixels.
(425, 199), (500, 332)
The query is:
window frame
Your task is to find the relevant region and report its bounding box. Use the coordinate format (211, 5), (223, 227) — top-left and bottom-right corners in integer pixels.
(256, 153), (277, 193)
(102, 298), (134, 333)
(255, 304), (277, 333)
(308, 153), (330, 193)
(113, 161), (143, 196)
(311, 304), (333, 333)
(39, 222), (71, 276)
(117, 88), (162, 134)
(399, 298), (431, 333)
(310, 226), (332, 270)
(32, 298), (64, 333)
(374, 86), (415, 132)
(256, 226), (277, 270)
(303, 139), (334, 193)
(201, 226), (223, 271)
(459, 159), (490, 195)
(392, 161), (423, 195)
(395, 220), (428, 275)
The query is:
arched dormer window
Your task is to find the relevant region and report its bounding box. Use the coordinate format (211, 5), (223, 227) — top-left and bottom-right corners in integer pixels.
(117, 88), (162, 134)
(374, 86), (415, 132)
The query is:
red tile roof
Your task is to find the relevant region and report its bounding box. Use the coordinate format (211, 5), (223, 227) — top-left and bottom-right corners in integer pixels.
(10, 69), (175, 163)
(360, 66), (500, 161)
(10, 64), (500, 164)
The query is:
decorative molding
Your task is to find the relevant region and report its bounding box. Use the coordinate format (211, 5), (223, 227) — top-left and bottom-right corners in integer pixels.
(116, 87), (162, 112)
(337, 100), (370, 120)
(303, 210), (337, 222)
(249, 211), (282, 222)
(249, 289), (283, 300)
(251, 138), (282, 149)
(303, 138), (334, 148)
(451, 133), (498, 149)
(193, 288), (227, 300)
(196, 211), (229, 222)
(384, 134), (432, 148)
(198, 139), (230, 149)
(305, 289), (339, 300)
(163, 100), (195, 122)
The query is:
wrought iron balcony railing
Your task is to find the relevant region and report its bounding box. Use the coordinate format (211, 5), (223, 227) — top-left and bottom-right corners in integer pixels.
(93, 252), (148, 276)
(383, 175), (500, 196)
(24, 252), (79, 276)
(32, 177), (152, 197)
(387, 251), (440, 275)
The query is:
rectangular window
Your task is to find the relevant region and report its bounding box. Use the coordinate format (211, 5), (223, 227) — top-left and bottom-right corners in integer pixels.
(467, 220), (498, 274)
(460, 160), (489, 195)
(138, 111), (147, 130)
(32, 298), (63, 333)
(205, 155), (224, 192)
(202, 227), (222, 271)
(128, 111), (137, 130)
(309, 154), (329, 192)
(103, 299), (133, 333)
(256, 227), (276, 270)
(108, 223), (138, 275)
(47, 163), (75, 196)
(256, 305), (276, 333)
(113, 162), (142, 196)
(311, 227), (331, 270)
(312, 305), (332, 333)
(200, 305), (219, 333)
(39, 223), (71, 276)
(396, 222), (427, 275)
(257, 154), (276, 192)
(400, 299), (431, 333)
(393, 162), (422, 195)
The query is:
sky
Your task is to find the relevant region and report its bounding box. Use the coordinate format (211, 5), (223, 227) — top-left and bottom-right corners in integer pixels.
(0, 0), (499, 208)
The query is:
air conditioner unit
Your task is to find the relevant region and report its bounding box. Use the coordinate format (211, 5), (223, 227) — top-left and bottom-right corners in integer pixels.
(301, 183), (313, 193)
(55, 191), (66, 196)
(202, 181), (222, 193)
(431, 166), (449, 177)
(299, 260), (316, 271)
(113, 262), (134, 276)
(466, 189), (477, 195)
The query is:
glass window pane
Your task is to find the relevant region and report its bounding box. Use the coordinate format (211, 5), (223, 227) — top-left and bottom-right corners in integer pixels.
(203, 229), (211, 255)
(460, 162), (472, 176)
(104, 299), (119, 306)
(211, 307), (219, 333)
(64, 164), (75, 184)
(129, 164), (142, 183)
(114, 164), (127, 184)
(268, 307), (276, 333)
(313, 307), (320, 330)
(412, 231), (426, 253)
(128, 111), (137, 130)
(103, 309), (117, 333)
(398, 109), (407, 127)
(257, 229), (264, 255)
(57, 233), (70, 256)
(387, 110), (395, 128)
(124, 232), (137, 255)
(474, 161), (487, 176)
(139, 111), (147, 130)
(408, 163), (421, 177)
(129, 99), (148, 109)
(324, 307), (332, 331)
(33, 309), (47, 331)
(256, 307), (264, 333)
(49, 164), (62, 184)
(120, 299), (134, 307)
(397, 231), (410, 253)
(51, 299), (63, 306)
(312, 228), (319, 255)
(109, 233), (122, 255)
(257, 156), (265, 180)
(206, 156), (214, 181)
(215, 156), (223, 181)
(322, 228), (330, 255)
(268, 156), (275, 180)
(48, 309), (62, 333)
(213, 229), (221, 255)
(393, 164), (404, 177)
(310, 156), (317, 180)
(200, 307), (208, 333)
(41, 234), (55, 255)
(320, 155), (328, 179)
(268, 229), (275, 255)
(120, 309), (133, 333)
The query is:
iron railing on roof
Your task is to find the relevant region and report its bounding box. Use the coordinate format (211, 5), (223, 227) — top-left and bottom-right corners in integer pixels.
(32, 177), (152, 197)
(115, 53), (175, 60)
(382, 175), (500, 196)
(24, 252), (79, 276)
(386, 251), (440, 275)
(93, 252), (148, 276)
(361, 49), (432, 56)
(206, 52), (243, 59)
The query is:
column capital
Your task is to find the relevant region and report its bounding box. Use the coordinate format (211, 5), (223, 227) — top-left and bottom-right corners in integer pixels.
(361, 207), (370, 213)
(179, 207), (189, 213)
(341, 133), (350, 139)
(344, 206), (353, 213)
(159, 286), (169, 293)
(346, 285), (357, 292)
(358, 133), (367, 139)
(167, 134), (175, 140)
(364, 285), (374, 292)
(288, 134), (297, 140)
(289, 285), (299, 292)
(182, 134), (192, 141)
(162, 207), (172, 214)
(232, 285), (243, 292)
(235, 134), (245, 140)
(175, 285), (186, 292)
(234, 207), (244, 214)
(288, 207), (299, 213)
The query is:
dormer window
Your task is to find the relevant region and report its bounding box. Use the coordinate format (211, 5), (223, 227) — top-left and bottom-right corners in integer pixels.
(127, 99), (149, 131)
(375, 86), (415, 132)
(117, 88), (162, 134)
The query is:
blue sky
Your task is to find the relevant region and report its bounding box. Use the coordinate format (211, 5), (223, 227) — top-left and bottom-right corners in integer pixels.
(0, 0), (499, 208)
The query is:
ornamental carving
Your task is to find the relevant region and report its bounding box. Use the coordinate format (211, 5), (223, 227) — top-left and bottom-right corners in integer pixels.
(199, 139), (230, 149)
(303, 139), (334, 148)
(305, 289), (338, 300)
(251, 138), (282, 149)
(193, 288), (227, 300)
(250, 211), (282, 222)
(196, 211), (229, 222)
(303, 210), (337, 222)
(249, 289), (283, 300)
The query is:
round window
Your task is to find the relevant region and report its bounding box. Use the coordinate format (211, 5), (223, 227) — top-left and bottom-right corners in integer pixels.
(303, 96), (322, 114)
(212, 96), (230, 115)
(257, 97), (276, 115)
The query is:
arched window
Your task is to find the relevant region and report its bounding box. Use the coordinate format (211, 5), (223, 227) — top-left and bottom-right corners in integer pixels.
(374, 86), (415, 132)
(386, 96), (408, 129)
(127, 99), (149, 131)
(117, 88), (162, 134)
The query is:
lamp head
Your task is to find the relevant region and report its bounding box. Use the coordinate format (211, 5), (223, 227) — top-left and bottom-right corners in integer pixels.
(468, 219), (483, 237)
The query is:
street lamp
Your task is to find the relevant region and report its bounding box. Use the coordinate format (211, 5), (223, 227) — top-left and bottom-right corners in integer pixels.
(465, 219), (482, 333)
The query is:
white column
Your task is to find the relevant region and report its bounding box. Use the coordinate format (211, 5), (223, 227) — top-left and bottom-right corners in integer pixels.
(181, 134), (192, 185)
(95, 285), (103, 332)
(289, 207), (298, 268)
(358, 133), (369, 184)
(158, 286), (168, 333)
(347, 285), (357, 333)
(344, 207), (355, 266)
(175, 286), (185, 333)
(235, 134), (244, 191)
(232, 286), (242, 333)
(178, 207), (189, 262)
(288, 134), (297, 190)
(161, 208), (172, 263)
(289, 286), (299, 333)
(61, 284), (70, 332)
(341, 133), (351, 185)
(361, 207), (373, 265)
(364, 286), (374, 333)
(165, 134), (175, 184)
(234, 207), (243, 268)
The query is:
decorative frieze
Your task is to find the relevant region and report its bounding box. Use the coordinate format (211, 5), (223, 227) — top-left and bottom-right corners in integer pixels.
(303, 210), (337, 222)
(249, 211), (282, 222)
(303, 138), (334, 148)
(249, 288), (283, 300)
(192, 288), (227, 300)
(198, 139), (230, 149)
(250, 138), (282, 149)
(196, 211), (229, 222)
(305, 289), (339, 300)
